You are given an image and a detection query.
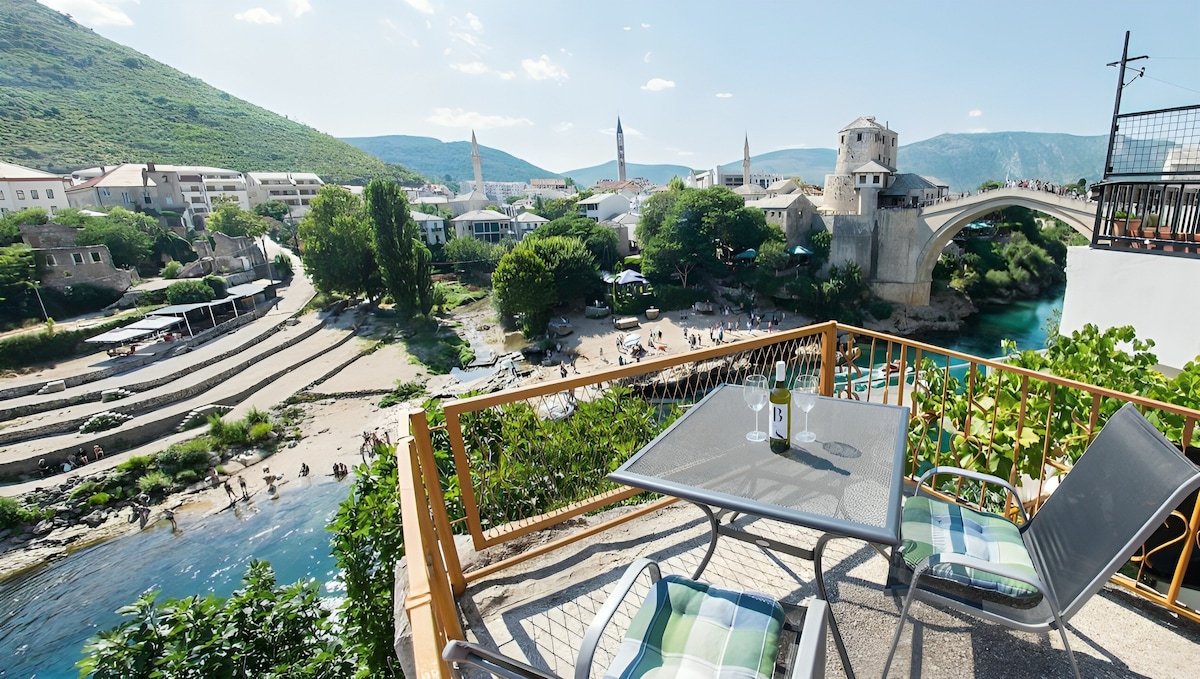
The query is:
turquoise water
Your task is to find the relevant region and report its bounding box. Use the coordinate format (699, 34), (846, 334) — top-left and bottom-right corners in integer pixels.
(0, 477), (351, 679)
(0, 290), (1065, 679)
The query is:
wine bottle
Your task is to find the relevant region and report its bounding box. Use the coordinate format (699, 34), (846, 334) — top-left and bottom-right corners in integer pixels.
(769, 360), (791, 452)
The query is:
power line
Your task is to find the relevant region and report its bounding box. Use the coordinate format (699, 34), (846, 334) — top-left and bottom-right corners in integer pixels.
(1141, 74), (1200, 96)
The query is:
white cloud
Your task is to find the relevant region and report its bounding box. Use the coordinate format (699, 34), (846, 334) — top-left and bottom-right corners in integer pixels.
(465, 12), (483, 32)
(554, 122), (574, 133)
(450, 62), (490, 75)
(640, 78), (675, 91)
(643, 52), (651, 63)
(443, 47), (452, 55)
(522, 54), (568, 81)
(235, 7), (281, 24)
(450, 31), (479, 47)
(38, 0), (135, 27)
(622, 26), (632, 31)
(715, 92), (733, 98)
(968, 109), (983, 117)
(427, 108), (533, 129)
(405, 0), (434, 15)
(641, 23), (650, 28)
(287, 0), (311, 17)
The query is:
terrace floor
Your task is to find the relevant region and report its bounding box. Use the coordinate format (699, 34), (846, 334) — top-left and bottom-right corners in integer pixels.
(453, 501), (1200, 678)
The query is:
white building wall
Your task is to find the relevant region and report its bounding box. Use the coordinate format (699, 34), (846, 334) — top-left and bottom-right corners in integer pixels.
(1060, 247), (1200, 370)
(0, 178), (70, 216)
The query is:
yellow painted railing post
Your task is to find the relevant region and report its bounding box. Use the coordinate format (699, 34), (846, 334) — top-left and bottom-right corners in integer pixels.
(409, 410), (467, 595)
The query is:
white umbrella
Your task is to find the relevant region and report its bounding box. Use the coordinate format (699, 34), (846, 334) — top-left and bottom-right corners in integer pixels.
(623, 334), (642, 348)
(616, 270), (648, 285)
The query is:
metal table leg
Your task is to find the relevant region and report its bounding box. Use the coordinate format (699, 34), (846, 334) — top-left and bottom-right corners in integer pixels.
(815, 534), (855, 679)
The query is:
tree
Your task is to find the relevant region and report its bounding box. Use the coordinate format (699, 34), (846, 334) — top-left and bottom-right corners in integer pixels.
(166, 279), (216, 304)
(0, 245), (37, 321)
(493, 247), (557, 335)
(79, 561), (354, 678)
(443, 236), (498, 282)
(524, 236), (601, 303)
(75, 220), (153, 268)
(206, 199), (268, 239)
(254, 200), (291, 223)
(528, 215), (620, 271)
(365, 179), (429, 316)
(0, 207), (49, 246)
(298, 186), (383, 299)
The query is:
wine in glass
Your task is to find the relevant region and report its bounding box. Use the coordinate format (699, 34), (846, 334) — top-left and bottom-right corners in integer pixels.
(792, 374), (819, 443)
(743, 374), (769, 442)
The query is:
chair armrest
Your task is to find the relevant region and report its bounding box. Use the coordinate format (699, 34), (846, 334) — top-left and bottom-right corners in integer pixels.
(443, 640), (563, 679)
(911, 552), (1057, 609)
(790, 599), (828, 679)
(914, 466), (1030, 525)
(574, 557), (662, 679)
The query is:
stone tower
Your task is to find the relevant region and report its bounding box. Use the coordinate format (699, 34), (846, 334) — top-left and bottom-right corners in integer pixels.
(743, 134), (751, 187)
(616, 117), (627, 182)
(824, 116), (898, 214)
(471, 130), (484, 191)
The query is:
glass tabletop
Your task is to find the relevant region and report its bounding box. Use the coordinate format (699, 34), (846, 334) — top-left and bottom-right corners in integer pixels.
(610, 384), (910, 545)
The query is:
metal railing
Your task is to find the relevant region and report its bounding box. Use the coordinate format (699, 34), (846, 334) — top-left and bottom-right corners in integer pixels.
(398, 322), (1200, 676)
(1091, 180), (1200, 253)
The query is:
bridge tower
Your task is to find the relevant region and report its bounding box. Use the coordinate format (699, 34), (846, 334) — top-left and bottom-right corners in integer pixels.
(824, 116), (898, 214)
(616, 117), (627, 183)
(471, 130), (484, 191)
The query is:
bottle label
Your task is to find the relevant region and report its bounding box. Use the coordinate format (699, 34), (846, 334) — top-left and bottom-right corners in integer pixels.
(770, 403), (788, 439)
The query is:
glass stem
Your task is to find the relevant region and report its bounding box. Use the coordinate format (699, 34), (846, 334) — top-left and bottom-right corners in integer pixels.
(805, 411), (810, 433)
(756, 408), (761, 434)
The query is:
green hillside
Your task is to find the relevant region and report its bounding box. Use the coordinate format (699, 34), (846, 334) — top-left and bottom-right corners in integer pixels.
(343, 134), (555, 183)
(0, 0), (420, 184)
(901, 132), (1106, 191)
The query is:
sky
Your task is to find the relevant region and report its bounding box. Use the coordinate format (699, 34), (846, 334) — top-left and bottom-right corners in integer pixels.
(37, 0), (1200, 173)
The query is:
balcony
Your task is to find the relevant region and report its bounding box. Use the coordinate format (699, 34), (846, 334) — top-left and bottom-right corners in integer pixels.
(398, 323), (1200, 677)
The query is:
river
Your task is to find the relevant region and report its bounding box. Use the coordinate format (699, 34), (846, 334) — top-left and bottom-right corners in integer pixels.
(0, 289), (1065, 679)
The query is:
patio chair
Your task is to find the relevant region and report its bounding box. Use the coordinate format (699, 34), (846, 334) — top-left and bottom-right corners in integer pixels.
(444, 557), (829, 679)
(884, 403), (1200, 679)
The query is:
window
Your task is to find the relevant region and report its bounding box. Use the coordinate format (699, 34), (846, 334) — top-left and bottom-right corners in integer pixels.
(0, 190), (4, 199)
(165, 195), (174, 205)
(143, 192), (152, 205)
(45, 189), (54, 199)
(45, 254), (57, 266)
(72, 252), (84, 264)
(856, 133), (862, 142)
(49, 206), (56, 215)
(873, 175), (880, 184)
(859, 174), (867, 183)
(30, 190), (39, 199)
(90, 252), (102, 263)
(840, 135), (844, 144)
(121, 192), (131, 204)
(100, 188), (111, 197)
(16, 190), (25, 200)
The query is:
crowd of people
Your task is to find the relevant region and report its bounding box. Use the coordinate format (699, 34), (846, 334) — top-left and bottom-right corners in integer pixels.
(37, 444), (105, 477)
(985, 178), (1092, 201)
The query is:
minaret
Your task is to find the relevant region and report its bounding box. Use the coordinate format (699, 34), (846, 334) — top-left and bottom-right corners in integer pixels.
(616, 117), (627, 182)
(471, 130), (484, 192)
(742, 134), (751, 187)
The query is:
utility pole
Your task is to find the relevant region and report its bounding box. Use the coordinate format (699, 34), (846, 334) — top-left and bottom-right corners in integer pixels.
(1103, 31), (1148, 176)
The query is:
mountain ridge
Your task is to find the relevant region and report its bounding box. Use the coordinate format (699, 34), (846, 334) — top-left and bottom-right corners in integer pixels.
(347, 131), (1108, 192)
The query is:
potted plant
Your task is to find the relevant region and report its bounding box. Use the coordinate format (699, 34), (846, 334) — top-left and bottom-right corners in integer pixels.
(1112, 211), (1133, 239)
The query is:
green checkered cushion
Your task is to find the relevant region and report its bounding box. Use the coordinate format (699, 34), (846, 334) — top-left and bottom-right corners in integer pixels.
(898, 496), (1043, 607)
(603, 574), (784, 679)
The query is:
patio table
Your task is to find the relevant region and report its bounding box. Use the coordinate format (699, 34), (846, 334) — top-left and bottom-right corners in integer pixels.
(610, 383), (909, 679)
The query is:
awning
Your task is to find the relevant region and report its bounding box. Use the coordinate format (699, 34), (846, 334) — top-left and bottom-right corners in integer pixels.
(616, 270), (648, 285)
(787, 245), (813, 256)
(225, 281), (270, 298)
(149, 301), (213, 316)
(734, 249), (757, 260)
(85, 327), (156, 344)
(125, 316), (183, 331)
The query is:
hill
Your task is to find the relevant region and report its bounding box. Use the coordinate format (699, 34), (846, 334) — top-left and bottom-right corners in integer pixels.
(900, 132), (1107, 191)
(0, 0), (419, 184)
(719, 148), (837, 185)
(560, 160), (694, 187)
(342, 134), (555, 184)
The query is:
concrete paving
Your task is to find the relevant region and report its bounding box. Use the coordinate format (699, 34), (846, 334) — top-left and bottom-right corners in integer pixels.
(457, 502), (1200, 678)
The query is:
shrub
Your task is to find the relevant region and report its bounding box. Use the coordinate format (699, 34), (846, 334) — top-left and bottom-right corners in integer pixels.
(651, 285), (708, 311)
(0, 496), (26, 530)
(0, 313), (144, 370)
(378, 380), (426, 408)
(70, 480), (102, 500)
(272, 253), (293, 278)
(117, 455), (153, 475)
(166, 279), (215, 305)
(87, 493), (111, 506)
(137, 470), (172, 495)
(161, 261), (182, 279)
(248, 422), (274, 443)
(868, 299), (895, 321)
(174, 469), (199, 485)
(203, 274), (228, 298)
(244, 407), (271, 426)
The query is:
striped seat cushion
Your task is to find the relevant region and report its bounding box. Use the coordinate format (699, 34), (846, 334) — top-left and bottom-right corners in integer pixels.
(603, 575), (784, 679)
(898, 496), (1043, 607)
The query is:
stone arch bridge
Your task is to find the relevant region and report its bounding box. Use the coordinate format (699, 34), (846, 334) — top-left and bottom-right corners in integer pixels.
(859, 188), (1098, 306)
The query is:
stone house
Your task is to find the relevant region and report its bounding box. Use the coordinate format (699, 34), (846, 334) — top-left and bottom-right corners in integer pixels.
(18, 223), (133, 293)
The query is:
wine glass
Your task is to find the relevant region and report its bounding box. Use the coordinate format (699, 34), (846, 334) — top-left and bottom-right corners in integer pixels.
(743, 374), (769, 441)
(792, 375), (819, 443)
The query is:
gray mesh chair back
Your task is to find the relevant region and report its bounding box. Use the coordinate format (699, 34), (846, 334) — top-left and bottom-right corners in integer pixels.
(1023, 402), (1200, 622)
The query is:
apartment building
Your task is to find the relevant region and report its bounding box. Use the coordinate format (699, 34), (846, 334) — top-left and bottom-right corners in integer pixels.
(0, 161), (70, 216)
(246, 172), (324, 220)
